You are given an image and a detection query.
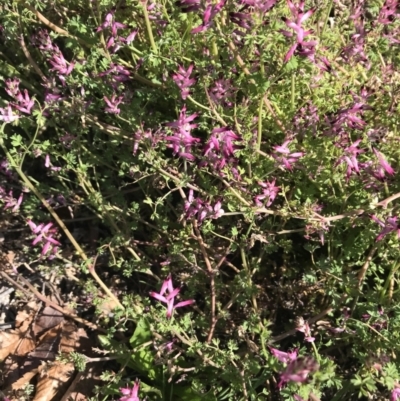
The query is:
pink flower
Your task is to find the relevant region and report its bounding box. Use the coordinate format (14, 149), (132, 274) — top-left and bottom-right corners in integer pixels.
(172, 64), (196, 100)
(104, 94), (124, 114)
(373, 148), (395, 176)
(392, 386), (400, 401)
(282, 0), (315, 62)
(279, 357), (319, 388)
(296, 319), (315, 342)
(184, 189), (224, 223)
(272, 140), (304, 170)
(191, 0), (226, 33)
(269, 347), (298, 363)
(27, 220), (61, 258)
(165, 106), (200, 160)
(150, 275), (195, 318)
(371, 215), (400, 241)
(254, 180), (280, 207)
(0, 104), (19, 123)
(119, 380), (140, 401)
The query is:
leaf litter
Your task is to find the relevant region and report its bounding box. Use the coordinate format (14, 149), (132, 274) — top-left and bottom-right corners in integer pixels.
(0, 296), (92, 401)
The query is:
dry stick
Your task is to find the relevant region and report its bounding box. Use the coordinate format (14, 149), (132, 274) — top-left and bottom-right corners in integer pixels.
(25, 5), (89, 46)
(348, 244), (379, 316)
(193, 220), (217, 343)
(377, 191), (400, 209)
(0, 271), (105, 333)
(17, 15), (47, 81)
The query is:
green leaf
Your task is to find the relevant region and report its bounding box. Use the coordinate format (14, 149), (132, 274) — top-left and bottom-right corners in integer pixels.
(129, 318), (159, 380)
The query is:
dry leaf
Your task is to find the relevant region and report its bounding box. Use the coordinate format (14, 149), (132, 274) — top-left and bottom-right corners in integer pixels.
(0, 319), (35, 361)
(33, 361), (75, 401)
(60, 321), (89, 354)
(15, 301), (39, 329)
(33, 305), (64, 337)
(60, 365), (103, 401)
(9, 368), (38, 391)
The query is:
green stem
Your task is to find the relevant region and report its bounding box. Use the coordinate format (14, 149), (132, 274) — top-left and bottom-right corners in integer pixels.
(291, 73), (295, 111)
(257, 95), (264, 151)
(142, 1), (158, 53)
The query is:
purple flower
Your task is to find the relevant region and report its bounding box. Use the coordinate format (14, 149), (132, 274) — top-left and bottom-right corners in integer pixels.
(149, 275), (195, 318)
(125, 30), (138, 44)
(281, 0), (315, 63)
(119, 380), (140, 401)
(378, 0), (399, 25)
(172, 64), (196, 100)
(204, 127), (240, 159)
(229, 12), (253, 30)
(371, 215), (400, 242)
(44, 154), (61, 172)
(279, 357), (319, 388)
(254, 179), (280, 207)
(49, 50), (75, 77)
(2, 190), (23, 212)
(103, 94), (124, 114)
(209, 79), (235, 107)
(184, 189), (224, 223)
(0, 104), (19, 123)
(191, 0), (226, 33)
(5, 78), (35, 115)
(96, 10), (127, 36)
(5, 78), (21, 98)
(165, 106), (200, 160)
(336, 139), (364, 179)
(373, 148), (395, 176)
(98, 63), (131, 84)
(272, 140), (304, 170)
(269, 347), (298, 363)
(392, 386), (400, 401)
(27, 220), (61, 258)
(296, 318), (315, 342)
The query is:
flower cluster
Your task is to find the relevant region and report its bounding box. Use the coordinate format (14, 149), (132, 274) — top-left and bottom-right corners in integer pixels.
(254, 180), (280, 207)
(96, 10), (137, 53)
(172, 64), (196, 100)
(1, 78), (35, 122)
(184, 189), (224, 224)
(27, 220), (61, 259)
(281, 0), (316, 63)
(272, 140), (304, 170)
(270, 347), (319, 389)
(164, 106), (200, 161)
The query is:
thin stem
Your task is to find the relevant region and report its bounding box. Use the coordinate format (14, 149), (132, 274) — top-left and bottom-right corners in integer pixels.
(141, 1), (158, 53)
(291, 73), (295, 111)
(257, 95), (263, 151)
(193, 220), (217, 343)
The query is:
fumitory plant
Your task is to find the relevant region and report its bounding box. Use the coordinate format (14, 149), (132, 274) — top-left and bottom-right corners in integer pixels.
(1, 0), (400, 400)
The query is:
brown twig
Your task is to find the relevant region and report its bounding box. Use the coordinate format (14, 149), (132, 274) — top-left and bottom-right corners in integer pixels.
(193, 220), (217, 343)
(17, 14), (46, 81)
(268, 304), (338, 344)
(357, 244), (378, 287)
(25, 5), (89, 46)
(376, 191), (400, 209)
(0, 271), (106, 333)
